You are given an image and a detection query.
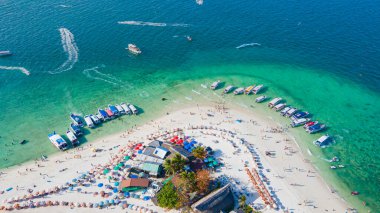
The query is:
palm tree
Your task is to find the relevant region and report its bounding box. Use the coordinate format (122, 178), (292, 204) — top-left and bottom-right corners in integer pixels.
(179, 171), (197, 192)
(192, 146), (207, 160)
(239, 195), (247, 208)
(163, 154), (186, 175)
(163, 159), (176, 175)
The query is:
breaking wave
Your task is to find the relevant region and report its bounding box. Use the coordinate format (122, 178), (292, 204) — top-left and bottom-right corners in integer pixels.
(236, 43), (261, 49)
(118, 21), (189, 27)
(49, 28), (79, 74)
(0, 66), (30, 75)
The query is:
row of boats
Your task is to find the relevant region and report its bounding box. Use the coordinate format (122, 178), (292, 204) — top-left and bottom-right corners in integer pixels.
(210, 80), (332, 148)
(210, 80), (264, 96)
(48, 103), (139, 151)
(266, 97), (332, 147)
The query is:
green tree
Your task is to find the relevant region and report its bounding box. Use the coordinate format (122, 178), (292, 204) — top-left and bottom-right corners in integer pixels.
(157, 182), (180, 209)
(163, 154), (186, 175)
(239, 195), (253, 213)
(192, 146), (207, 160)
(196, 170), (211, 193)
(179, 171), (197, 193)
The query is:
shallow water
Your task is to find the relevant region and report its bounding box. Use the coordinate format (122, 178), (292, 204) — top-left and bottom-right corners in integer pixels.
(0, 0), (379, 211)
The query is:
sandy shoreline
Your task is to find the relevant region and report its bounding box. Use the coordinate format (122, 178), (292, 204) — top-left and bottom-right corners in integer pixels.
(0, 104), (351, 212)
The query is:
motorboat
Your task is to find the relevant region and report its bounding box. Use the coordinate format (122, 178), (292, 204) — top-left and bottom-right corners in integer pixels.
(291, 111), (309, 120)
(84, 115), (95, 128)
(187, 36), (192, 41)
(70, 123), (83, 136)
(306, 123), (326, 134)
(280, 107), (291, 116)
(330, 166), (337, 169)
(338, 165), (345, 168)
(330, 156), (340, 162)
(253, 84), (264, 94)
(313, 135), (333, 147)
(128, 103), (138, 115)
(121, 102), (132, 115)
(48, 132), (68, 151)
(0, 51), (12, 56)
(223, 85), (234, 94)
(285, 108), (298, 117)
(127, 44), (141, 54)
(66, 130), (79, 146)
(19, 140), (27, 145)
(233, 87), (244, 95)
(98, 109), (109, 120)
(244, 85), (255, 95)
(90, 114), (101, 124)
(70, 113), (84, 127)
(96, 113), (104, 121)
(255, 96), (267, 103)
(105, 108), (114, 118)
(116, 104), (125, 114)
(274, 103), (286, 111)
(268, 97), (282, 108)
(304, 121), (318, 129)
(210, 80), (221, 90)
(291, 118), (310, 127)
(108, 104), (119, 116)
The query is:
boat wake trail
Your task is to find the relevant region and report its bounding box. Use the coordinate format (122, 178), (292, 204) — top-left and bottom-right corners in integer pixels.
(49, 28), (79, 74)
(82, 66), (133, 89)
(236, 43), (261, 49)
(118, 21), (189, 27)
(0, 66), (30, 75)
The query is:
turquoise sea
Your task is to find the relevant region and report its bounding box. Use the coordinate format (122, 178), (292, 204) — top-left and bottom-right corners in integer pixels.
(1, 0), (379, 211)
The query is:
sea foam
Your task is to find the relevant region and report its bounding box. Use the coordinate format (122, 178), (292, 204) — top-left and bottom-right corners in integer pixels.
(118, 21), (189, 27)
(49, 28), (79, 74)
(0, 66), (31, 75)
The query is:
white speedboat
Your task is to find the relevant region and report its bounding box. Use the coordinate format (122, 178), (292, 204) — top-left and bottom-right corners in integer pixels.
(121, 102), (132, 115)
(255, 95), (267, 103)
(280, 107), (291, 116)
(115, 104), (125, 114)
(66, 130), (79, 146)
(128, 103), (138, 115)
(253, 84), (264, 94)
(84, 115), (95, 128)
(285, 108), (298, 117)
(90, 114), (101, 124)
(268, 97), (282, 108)
(274, 103), (286, 111)
(223, 85), (234, 94)
(233, 87), (244, 95)
(314, 135), (332, 147)
(127, 44), (141, 54)
(210, 80), (221, 90)
(0, 51), (12, 56)
(48, 132), (68, 151)
(291, 118), (310, 127)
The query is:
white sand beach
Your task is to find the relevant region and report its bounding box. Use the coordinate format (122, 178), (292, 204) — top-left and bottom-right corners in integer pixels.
(0, 104), (351, 212)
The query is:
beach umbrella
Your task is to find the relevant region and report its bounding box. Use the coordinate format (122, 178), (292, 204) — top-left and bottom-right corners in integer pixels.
(113, 188), (118, 193)
(94, 203), (99, 208)
(99, 201), (104, 207)
(54, 201), (59, 206)
(82, 202), (87, 208)
(76, 202), (81, 207)
(98, 183), (104, 187)
(89, 203), (93, 208)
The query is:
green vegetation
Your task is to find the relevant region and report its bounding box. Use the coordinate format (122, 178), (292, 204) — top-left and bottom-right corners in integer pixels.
(192, 146), (207, 160)
(156, 181), (180, 209)
(239, 195), (254, 213)
(163, 154), (186, 175)
(179, 171), (197, 193)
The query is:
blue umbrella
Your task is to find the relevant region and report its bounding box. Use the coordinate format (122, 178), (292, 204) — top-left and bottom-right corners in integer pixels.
(105, 200), (109, 205)
(114, 182), (120, 186)
(113, 188), (118, 193)
(137, 150), (143, 154)
(111, 199), (115, 204)
(99, 201), (104, 206)
(72, 178), (77, 182)
(124, 192), (130, 197)
(69, 186), (74, 191)
(98, 183), (104, 187)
